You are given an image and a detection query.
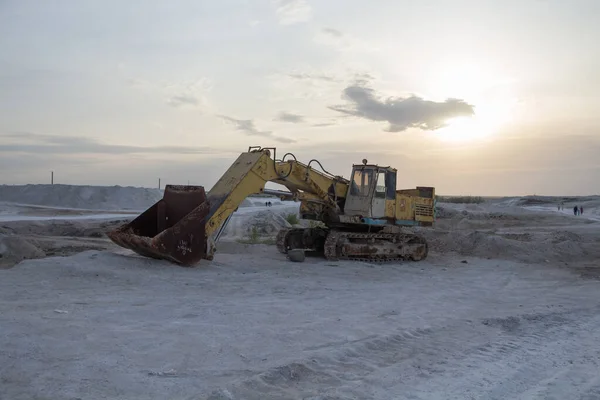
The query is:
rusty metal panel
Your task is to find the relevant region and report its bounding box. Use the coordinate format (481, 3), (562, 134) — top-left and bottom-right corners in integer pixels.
(395, 194), (413, 221)
(396, 188), (420, 196)
(107, 185), (210, 266)
(394, 187), (435, 223)
(385, 199), (395, 218)
(416, 186), (435, 199)
(414, 197), (434, 223)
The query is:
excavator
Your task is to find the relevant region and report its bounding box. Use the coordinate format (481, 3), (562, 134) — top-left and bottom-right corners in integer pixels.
(107, 146), (436, 266)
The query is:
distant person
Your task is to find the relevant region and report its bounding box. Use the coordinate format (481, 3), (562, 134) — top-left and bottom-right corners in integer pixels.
(580, 206), (584, 215)
(574, 205), (578, 215)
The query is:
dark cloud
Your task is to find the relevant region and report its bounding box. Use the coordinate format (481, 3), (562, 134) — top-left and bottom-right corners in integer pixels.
(322, 28), (342, 37)
(0, 131), (219, 154)
(218, 116), (296, 143)
(166, 94), (200, 108)
(276, 112), (305, 123)
(329, 85), (475, 132)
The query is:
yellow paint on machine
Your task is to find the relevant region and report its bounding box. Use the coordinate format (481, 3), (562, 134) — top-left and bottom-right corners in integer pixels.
(395, 187), (435, 223)
(395, 194), (413, 221)
(385, 199), (395, 218)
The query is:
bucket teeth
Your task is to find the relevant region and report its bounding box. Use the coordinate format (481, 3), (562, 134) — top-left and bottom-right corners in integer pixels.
(107, 185), (210, 266)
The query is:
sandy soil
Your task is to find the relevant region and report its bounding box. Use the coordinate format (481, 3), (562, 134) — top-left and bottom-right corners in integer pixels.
(1, 186), (600, 399)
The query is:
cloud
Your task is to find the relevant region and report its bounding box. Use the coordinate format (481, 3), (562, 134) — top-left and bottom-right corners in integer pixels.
(166, 94), (200, 108)
(287, 72), (338, 82)
(272, 0), (311, 25)
(268, 68), (377, 105)
(353, 72), (375, 85)
(124, 76), (211, 110)
(312, 121), (338, 127)
(314, 28), (380, 53)
(321, 28), (342, 37)
(163, 79), (213, 110)
(218, 116), (296, 143)
(268, 69), (346, 102)
(276, 112), (305, 123)
(329, 85), (476, 132)
(0, 132), (221, 155)
(0, 153), (101, 171)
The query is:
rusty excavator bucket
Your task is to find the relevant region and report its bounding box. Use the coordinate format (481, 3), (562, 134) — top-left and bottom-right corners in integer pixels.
(107, 185), (211, 266)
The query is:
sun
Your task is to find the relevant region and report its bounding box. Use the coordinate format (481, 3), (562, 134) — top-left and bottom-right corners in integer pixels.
(426, 61), (518, 143)
(436, 99), (517, 143)
(435, 117), (486, 142)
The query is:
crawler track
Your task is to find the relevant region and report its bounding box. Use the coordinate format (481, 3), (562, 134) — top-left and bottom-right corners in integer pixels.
(324, 229), (428, 262)
(276, 227), (328, 255)
(276, 228), (292, 254)
(276, 227), (428, 262)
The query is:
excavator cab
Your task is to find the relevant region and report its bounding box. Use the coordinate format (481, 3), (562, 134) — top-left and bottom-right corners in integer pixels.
(344, 161), (397, 219)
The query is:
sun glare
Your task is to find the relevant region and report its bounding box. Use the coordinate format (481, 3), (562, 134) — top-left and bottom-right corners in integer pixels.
(428, 61), (518, 143)
(436, 101), (515, 143)
(436, 117), (486, 142)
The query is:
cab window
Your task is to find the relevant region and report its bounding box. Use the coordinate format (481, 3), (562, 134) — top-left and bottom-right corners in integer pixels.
(350, 169), (373, 196)
(375, 172), (386, 198)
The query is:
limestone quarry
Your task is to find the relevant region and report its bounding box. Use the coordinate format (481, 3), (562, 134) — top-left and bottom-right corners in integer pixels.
(2, 184), (600, 399)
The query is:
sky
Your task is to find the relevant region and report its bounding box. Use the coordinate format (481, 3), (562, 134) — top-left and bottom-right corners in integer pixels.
(1, 0), (599, 196)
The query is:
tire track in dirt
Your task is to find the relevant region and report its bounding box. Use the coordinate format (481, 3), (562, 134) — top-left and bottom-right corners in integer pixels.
(429, 309), (600, 400)
(202, 306), (600, 400)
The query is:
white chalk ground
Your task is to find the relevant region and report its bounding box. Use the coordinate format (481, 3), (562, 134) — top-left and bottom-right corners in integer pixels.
(2, 185), (600, 399)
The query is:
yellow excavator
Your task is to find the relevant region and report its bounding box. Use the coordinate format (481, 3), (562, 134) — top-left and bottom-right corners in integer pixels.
(107, 146), (436, 266)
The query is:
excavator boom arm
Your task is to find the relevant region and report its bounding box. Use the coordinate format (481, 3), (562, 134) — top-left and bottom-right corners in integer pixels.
(107, 147), (348, 266)
(204, 148), (347, 239)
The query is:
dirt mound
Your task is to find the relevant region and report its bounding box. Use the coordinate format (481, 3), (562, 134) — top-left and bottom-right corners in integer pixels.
(517, 197), (555, 206)
(221, 209), (293, 241)
(424, 228), (597, 264)
(243, 210), (291, 236)
(0, 234), (46, 268)
(433, 202), (584, 231)
(434, 205), (460, 219)
(0, 218), (130, 237)
(240, 197), (285, 208)
(516, 195), (600, 207)
(0, 184), (162, 210)
(435, 206), (527, 231)
(436, 205), (523, 221)
(550, 230), (583, 243)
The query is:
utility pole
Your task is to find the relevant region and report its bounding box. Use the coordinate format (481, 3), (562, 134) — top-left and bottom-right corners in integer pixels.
(51, 171), (54, 185)
(158, 178), (161, 190)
